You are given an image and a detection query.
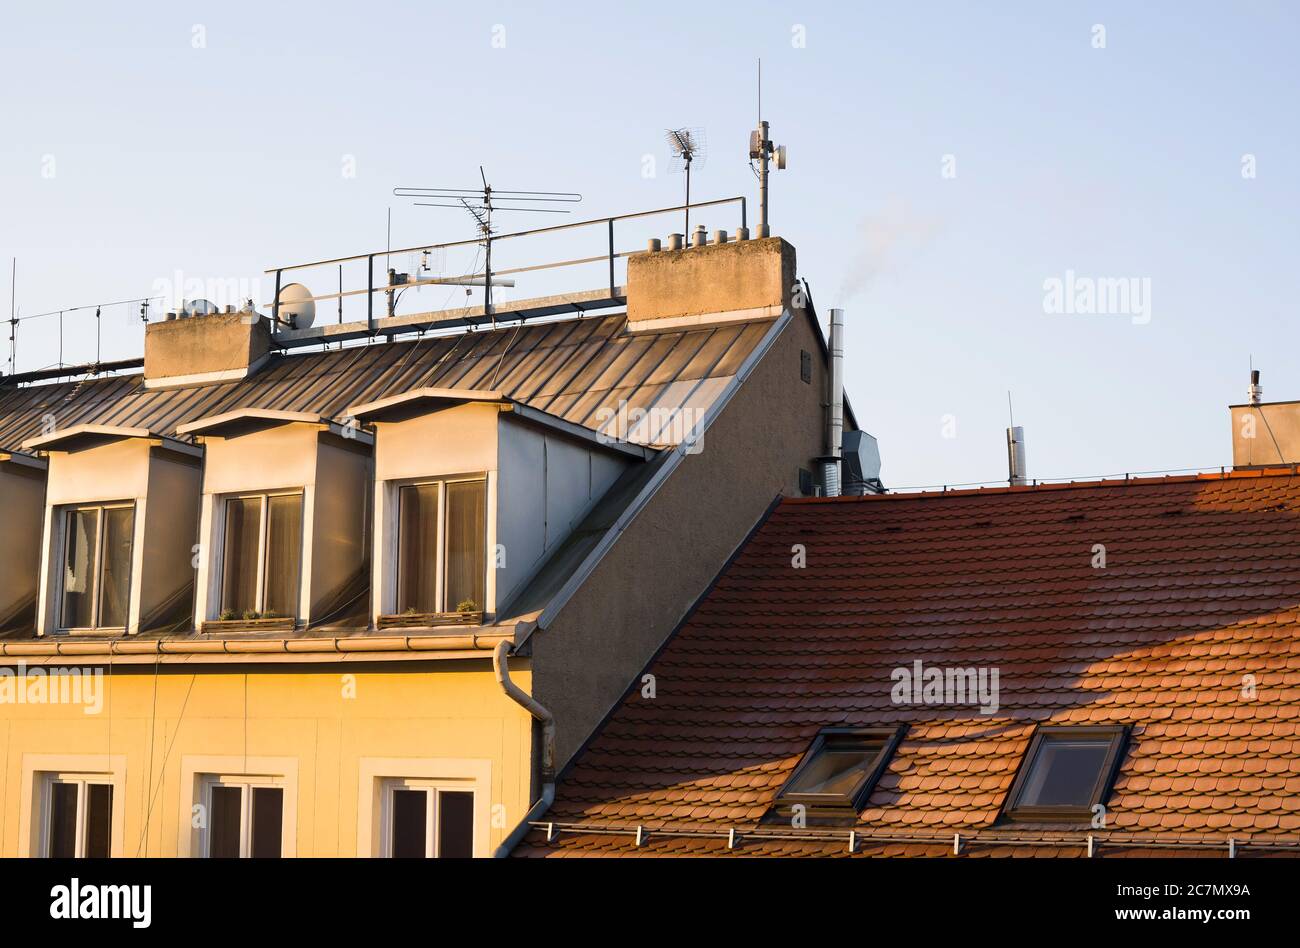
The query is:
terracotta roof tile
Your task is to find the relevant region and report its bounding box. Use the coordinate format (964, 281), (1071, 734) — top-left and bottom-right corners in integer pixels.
(517, 472), (1300, 857)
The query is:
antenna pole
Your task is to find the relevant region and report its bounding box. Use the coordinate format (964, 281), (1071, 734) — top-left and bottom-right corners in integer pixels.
(481, 166), (493, 318)
(684, 155), (691, 239)
(758, 60), (768, 236)
(7, 258), (15, 377)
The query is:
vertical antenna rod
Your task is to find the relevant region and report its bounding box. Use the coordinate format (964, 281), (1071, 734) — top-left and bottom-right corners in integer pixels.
(7, 258), (15, 376)
(750, 59), (786, 239)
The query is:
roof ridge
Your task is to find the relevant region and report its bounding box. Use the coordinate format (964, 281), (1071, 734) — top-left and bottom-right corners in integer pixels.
(788, 467), (1300, 504)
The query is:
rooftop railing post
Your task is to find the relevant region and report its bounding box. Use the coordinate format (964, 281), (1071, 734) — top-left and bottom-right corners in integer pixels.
(608, 218), (615, 298)
(272, 269), (282, 327)
(366, 255), (374, 335)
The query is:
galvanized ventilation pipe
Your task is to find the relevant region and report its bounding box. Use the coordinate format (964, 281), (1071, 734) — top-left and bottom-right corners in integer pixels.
(1007, 426), (1028, 486)
(822, 307), (845, 496)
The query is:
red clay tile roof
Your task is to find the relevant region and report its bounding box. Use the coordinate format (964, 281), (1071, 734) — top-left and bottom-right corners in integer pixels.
(517, 470), (1300, 857)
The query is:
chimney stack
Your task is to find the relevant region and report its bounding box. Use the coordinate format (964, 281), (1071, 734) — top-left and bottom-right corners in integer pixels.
(1007, 426), (1028, 486)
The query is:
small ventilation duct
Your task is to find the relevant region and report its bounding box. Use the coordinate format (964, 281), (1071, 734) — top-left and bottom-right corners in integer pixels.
(1007, 426), (1028, 486)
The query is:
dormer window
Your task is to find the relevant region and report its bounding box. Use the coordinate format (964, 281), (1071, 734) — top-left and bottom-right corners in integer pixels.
(59, 503), (135, 632)
(220, 492), (303, 620)
(1002, 725), (1128, 821)
(397, 477), (486, 615)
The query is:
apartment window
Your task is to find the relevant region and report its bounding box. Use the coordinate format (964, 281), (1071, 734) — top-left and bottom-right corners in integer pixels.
(200, 776), (285, 858)
(396, 478), (486, 614)
(59, 503), (134, 631)
(220, 492), (303, 618)
(773, 727), (904, 819)
(1003, 726), (1128, 821)
(380, 779), (474, 858)
(40, 775), (113, 857)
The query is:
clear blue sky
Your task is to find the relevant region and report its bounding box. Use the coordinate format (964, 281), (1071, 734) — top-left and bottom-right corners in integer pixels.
(2, 1), (1297, 487)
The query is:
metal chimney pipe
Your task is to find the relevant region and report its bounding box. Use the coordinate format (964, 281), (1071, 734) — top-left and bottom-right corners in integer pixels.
(822, 308), (846, 497)
(1248, 369), (1263, 405)
(1007, 426), (1028, 486)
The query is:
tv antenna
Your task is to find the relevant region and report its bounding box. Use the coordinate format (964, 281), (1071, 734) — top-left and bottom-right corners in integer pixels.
(749, 58), (787, 237)
(666, 128), (706, 239)
(394, 169), (580, 316)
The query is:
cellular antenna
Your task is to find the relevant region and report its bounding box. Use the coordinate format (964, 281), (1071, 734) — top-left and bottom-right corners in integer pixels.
(749, 58), (788, 237)
(666, 127), (706, 238)
(393, 172), (580, 316)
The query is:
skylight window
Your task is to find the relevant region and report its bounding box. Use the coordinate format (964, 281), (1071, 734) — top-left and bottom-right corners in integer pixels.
(1003, 725), (1128, 821)
(773, 727), (903, 819)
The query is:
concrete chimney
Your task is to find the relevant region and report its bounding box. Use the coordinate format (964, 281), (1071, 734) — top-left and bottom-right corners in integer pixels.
(1007, 426), (1027, 486)
(144, 311), (272, 390)
(1229, 370), (1300, 468)
(624, 236), (796, 332)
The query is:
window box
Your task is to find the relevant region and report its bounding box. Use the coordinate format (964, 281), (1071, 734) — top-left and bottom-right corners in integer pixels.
(376, 610), (485, 630)
(200, 616), (297, 635)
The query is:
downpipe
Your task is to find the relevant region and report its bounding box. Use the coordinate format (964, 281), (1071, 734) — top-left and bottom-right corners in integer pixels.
(492, 639), (556, 857)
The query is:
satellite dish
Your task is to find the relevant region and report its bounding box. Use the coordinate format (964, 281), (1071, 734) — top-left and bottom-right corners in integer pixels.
(185, 299), (219, 316)
(276, 283), (316, 329)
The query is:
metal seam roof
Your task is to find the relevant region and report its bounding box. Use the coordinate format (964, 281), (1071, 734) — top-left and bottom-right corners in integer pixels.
(0, 312), (777, 450)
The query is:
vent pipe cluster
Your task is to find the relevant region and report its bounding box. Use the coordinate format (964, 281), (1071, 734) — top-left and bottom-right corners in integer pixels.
(649, 228), (751, 255)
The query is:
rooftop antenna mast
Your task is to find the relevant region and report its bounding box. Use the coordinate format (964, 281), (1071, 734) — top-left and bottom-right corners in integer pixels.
(7, 258), (14, 377)
(395, 171), (580, 319)
(749, 58), (788, 237)
(667, 128), (706, 239)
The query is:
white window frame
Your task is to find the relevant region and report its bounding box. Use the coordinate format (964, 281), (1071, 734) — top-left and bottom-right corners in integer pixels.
(56, 501), (135, 632)
(379, 777), (477, 858)
(218, 490), (304, 619)
(357, 757), (491, 858)
(19, 755), (126, 858)
(37, 772), (116, 858)
(178, 755), (298, 858)
(198, 773), (287, 858)
(394, 475), (487, 614)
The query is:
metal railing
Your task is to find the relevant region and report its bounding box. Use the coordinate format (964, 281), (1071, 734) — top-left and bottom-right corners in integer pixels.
(264, 196), (748, 334)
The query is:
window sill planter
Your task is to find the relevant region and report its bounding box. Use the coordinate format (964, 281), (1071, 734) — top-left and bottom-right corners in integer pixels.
(377, 611), (485, 630)
(201, 616), (298, 635)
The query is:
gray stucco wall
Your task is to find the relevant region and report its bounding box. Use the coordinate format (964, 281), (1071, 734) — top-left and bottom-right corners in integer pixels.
(532, 311), (839, 768)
